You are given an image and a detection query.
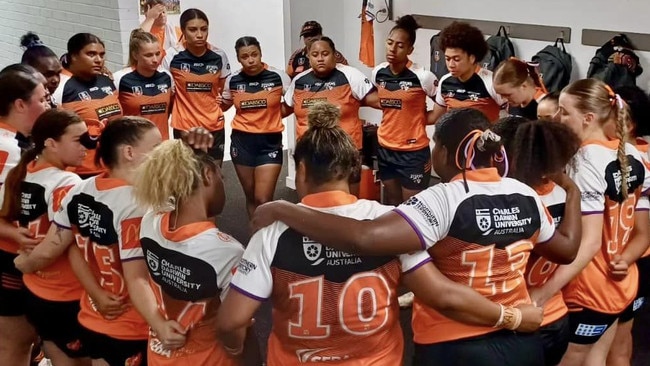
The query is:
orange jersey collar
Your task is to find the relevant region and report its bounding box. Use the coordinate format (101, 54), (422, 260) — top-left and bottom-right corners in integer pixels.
(450, 167), (501, 183)
(301, 190), (358, 208)
(160, 211), (216, 242)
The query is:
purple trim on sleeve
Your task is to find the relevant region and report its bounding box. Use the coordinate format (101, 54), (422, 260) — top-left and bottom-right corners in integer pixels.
(230, 284), (268, 302)
(121, 256), (144, 263)
(393, 208), (427, 250)
(53, 221), (71, 230)
(636, 208), (650, 212)
(581, 211), (604, 216)
(403, 257), (432, 275)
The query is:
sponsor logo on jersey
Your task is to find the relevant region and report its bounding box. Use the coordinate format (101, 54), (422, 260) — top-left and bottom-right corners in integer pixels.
(409, 173), (423, 184)
(186, 82), (212, 92)
(380, 98), (402, 109)
(241, 99), (268, 110)
(78, 91), (91, 101)
(301, 97), (328, 108)
(633, 297), (645, 312)
(149, 337), (172, 358)
(95, 103), (121, 120)
(296, 348), (350, 363)
(403, 196), (439, 227)
(261, 82), (275, 91)
(217, 231), (233, 242)
(147, 250), (161, 275)
(303, 237), (324, 266)
(475, 206), (533, 236)
(237, 258), (257, 275)
(140, 103), (167, 115)
(581, 191), (601, 202)
(77, 203), (106, 237)
(145, 83), (155, 88)
(268, 150), (279, 159)
(132, 86), (143, 96)
(206, 65), (220, 74)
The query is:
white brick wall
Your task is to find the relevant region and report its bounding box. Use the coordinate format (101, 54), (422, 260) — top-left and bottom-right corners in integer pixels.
(0, 0), (139, 72)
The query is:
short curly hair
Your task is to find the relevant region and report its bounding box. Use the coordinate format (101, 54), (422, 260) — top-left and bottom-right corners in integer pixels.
(439, 21), (488, 61)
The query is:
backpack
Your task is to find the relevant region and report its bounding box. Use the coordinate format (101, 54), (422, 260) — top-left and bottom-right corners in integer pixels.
(532, 38), (573, 93)
(587, 34), (643, 89)
(480, 26), (516, 71)
(429, 32), (448, 80)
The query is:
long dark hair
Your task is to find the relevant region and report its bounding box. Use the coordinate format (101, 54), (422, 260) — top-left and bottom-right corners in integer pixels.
(0, 64), (42, 116)
(95, 116), (157, 169)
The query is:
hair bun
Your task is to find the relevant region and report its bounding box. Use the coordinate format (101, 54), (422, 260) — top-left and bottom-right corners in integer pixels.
(20, 32), (44, 50)
(395, 15), (420, 32)
(307, 102), (341, 129)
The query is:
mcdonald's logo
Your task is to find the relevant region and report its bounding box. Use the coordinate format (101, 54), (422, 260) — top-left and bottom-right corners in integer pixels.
(121, 217), (142, 250)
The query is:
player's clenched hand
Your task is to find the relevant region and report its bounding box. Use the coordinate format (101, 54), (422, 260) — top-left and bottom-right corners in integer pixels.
(515, 303), (543, 332)
(13, 227), (40, 254)
(152, 319), (187, 350)
(250, 200), (290, 232)
(608, 255), (629, 281)
(181, 127), (214, 153)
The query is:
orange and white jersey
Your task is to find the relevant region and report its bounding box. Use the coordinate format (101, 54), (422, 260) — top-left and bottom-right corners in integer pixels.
(526, 182), (568, 326)
(634, 138), (650, 258)
(222, 64), (290, 133)
(53, 75), (123, 176)
(372, 61), (437, 151)
(0, 122), (23, 253)
(114, 67), (173, 140)
(15, 162), (83, 301)
(53, 173), (148, 340)
(162, 44), (231, 132)
(394, 168), (555, 344)
(435, 67), (506, 122)
(139, 211), (243, 366)
(563, 140), (648, 314)
(149, 23), (182, 60)
(229, 191), (430, 366)
(285, 64), (374, 149)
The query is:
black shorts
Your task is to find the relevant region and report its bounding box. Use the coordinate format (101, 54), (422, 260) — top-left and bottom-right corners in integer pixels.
(619, 256), (650, 323)
(173, 128), (225, 161)
(0, 250), (27, 316)
(82, 327), (147, 365)
(567, 308), (619, 345)
(539, 315), (570, 366)
(377, 146), (431, 190)
(230, 130), (283, 167)
(413, 330), (544, 366)
(24, 290), (88, 358)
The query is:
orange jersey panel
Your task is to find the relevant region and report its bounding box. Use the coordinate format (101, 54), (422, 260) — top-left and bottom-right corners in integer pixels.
(57, 75), (123, 175)
(224, 66), (289, 133)
(117, 70), (172, 140)
(435, 69), (504, 122)
(168, 49), (229, 131)
(373, 62), (435, 151)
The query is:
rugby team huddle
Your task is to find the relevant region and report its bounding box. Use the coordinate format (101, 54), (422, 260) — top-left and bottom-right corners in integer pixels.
(0, 1), (648, 366)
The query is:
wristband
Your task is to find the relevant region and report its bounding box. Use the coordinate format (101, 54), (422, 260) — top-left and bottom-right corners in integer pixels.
(494, 304), (505, 328)
(502, 306), (523, 331)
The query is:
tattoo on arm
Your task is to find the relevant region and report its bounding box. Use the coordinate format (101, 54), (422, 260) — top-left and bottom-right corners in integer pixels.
(53, 226), (66, 246)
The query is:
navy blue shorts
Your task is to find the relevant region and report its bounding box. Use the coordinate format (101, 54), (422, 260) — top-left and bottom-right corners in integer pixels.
(230, 130), (283, 167)
(24, 290), (89, 358)
(377, 146), (431, 190)
(619, 255), (650, 323)
(82, 327), (147, 365)
(539, 315), (570, 365)
(567, 308), (619, 345)
(0, 250), (27, 316)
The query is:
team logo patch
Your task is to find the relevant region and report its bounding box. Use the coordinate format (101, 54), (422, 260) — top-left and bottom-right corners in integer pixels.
(303, 237), (324, 266)
(575, 323), (608, 337)
(101, 86), (113, 95)
(475, 209), (492, 234)
(132, 86), (143, 96)
(304, 84), (312, 91)
(268, 151), (279, 159)
(236, 84), (246, 93)
(379, 81), (386, 89)
(146, 250), (160, 275)
(469, 93), (480, 102)
(298, 57), (306, 65)
(78, 91), (91, 101)
(157, 84), (169, 93)
(181, 63), (191, 72)
(206, 65), (219, 74)
(399, 81), (412, 90)
(434, 50), (440, 62)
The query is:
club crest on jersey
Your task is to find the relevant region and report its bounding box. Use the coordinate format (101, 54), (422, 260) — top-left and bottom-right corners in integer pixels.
(298, 57), (306, 66)
(304, 84), (312, 91)
(132, 86), (143, 96)
(78, 91), (91, 101)
(101, 86), (113, 95)
(236, 84), (246, 93)
(469, 93), (480, 102)
(157, 84), (169, 93)
(303, 237), (324, 266)
(206, 65), (219, 74)
(475, 208), (493, 234)
(146, 250), (160, 275)
(181, 63), (191, 72)
(379, 81), (386, 89)
(399, 81), (412, 91)
(324, 81), (336, 90)
(434, 50), (440, 62)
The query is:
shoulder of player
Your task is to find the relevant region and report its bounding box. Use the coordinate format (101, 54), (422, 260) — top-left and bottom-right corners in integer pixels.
(437, 72), (454, 86)
(293, 68), (315, 83)
(0, 135), (21, 153)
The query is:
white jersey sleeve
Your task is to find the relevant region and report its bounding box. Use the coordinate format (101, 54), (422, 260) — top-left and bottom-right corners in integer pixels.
(478, 68), (507, 108)
(211, 231), (245, 301)
(339, 64), (374, 101)
(284, 77), (297, 107)
(534, 196), (556, 244)
(568, 152), (606, 214)
(399, 250), (432, 273)
(214, 48), (231, 79)
(0, 138), (21, 185)
(222, 73), (235, 102)
(413, 64), (437, 98)
(370, 63), (385, 88)
(111, 67), (132, 95)
(115, 195), (146, 261)
(161, 47), (178, 72)
(434, 73), (452, 106)
(271, 67), (291, 93)
(394, 185), (453, 250)
(229, 223), (283, 301)
(53, 179), (84, 229)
